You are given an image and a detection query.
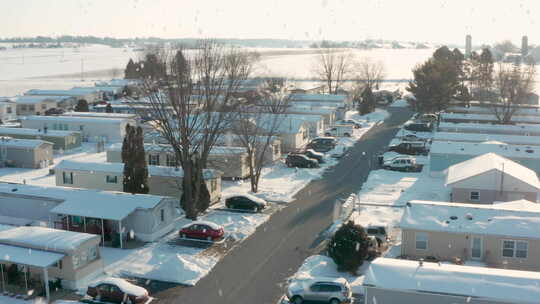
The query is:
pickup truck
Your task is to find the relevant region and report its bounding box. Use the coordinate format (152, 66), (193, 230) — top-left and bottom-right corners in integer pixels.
(324, 124), (354, 137)
(382, 156), (423, 172)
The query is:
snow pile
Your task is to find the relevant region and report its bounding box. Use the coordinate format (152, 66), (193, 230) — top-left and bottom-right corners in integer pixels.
(0, 296), (48, 304)
(345, 108), (390, 123)
(202, 211), (269, 241)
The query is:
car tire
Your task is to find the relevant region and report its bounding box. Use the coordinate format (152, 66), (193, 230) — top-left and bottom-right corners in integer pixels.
(291, 296), (303, 304)
(329, 298), (341, 304)
(180, 233), (186, 239)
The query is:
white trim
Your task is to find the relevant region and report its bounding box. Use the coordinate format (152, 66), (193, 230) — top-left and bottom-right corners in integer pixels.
(502, 239), (529, 259)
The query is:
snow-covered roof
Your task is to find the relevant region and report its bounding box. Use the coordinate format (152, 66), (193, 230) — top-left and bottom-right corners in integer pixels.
(9, 95), (68, 104)
(182, 220), (222, 230)
(0, 226), (99, 253)
(0, 243), (64, 268)
(0, 137), (52, 149)
(89, 278), (147, 296)
(447, 105), (540, 117)
(107, 142), (247, 155)
(0, 183), (169, 221)
(363, 257), (540, 303)
(439, 122), (540, 135)
(446, 153), (540, 190)
(21, 115), (132, 124)
(289, 93), (347, 102)
(286, 107), (336, 115)
(61, 111), (137, 119)
(434, 131), (540, 146)
(441, 112), (540, 124)
(258, 114), (308, 134)
(25, 89), (93, 97)
(400, 200), (540, 239)
(55, 160), (218, 179)
(0, 127), (79, 138)
(430, 141), (540, 159)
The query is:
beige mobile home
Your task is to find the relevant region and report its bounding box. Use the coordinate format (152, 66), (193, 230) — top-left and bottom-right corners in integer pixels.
(363, 258), (540, 304)
(0, 226), (103, 291)
(446, 153), (540, 204)
(0, 137), (53, 168)
(11, 95), (62, 115)
(0, 127), (81, 151)
(54, 160), (222, 203)
(400, 200), (540, 271)
(259, 114), (310, 152)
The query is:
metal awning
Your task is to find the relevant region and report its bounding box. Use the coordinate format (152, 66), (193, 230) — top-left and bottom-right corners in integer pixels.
(0, 244), (64, 268)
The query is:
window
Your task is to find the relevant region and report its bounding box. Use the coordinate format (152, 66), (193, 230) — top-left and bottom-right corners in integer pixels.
(6, 107), (11, 114)
(160, 209), (165, 222)
(41, 104), (47, 110)
(106, 175), (118, 184)
(470, 191), (480, 201)
(502, 240), (528, 258)
(79, 125), (84, 131)
(415, 232), (428, 250)
(63, 124), (68, 130)
(62, 172), (73, 184)
(166, 154), (177, 167)
(20, 105), (27, 111)
(28, 105), (35, 111)
(149, 154), (160, 165)
(54, 260), (63, 269)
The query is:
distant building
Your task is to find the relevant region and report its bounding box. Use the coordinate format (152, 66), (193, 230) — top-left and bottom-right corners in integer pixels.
(465, 34), (472, 58)
(522, 35), (529, 57)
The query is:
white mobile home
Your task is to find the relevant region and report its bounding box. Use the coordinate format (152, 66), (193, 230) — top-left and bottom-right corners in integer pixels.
(447, 105), (540, 117)
(438, 122), (540, 136)
(441, 113), (540, 124)
(61, 111), (138, 121)
(446, 153), (540, 204)
(430, 141), (540, 176)
(20, 115), (135, 142)
(0, 137), (53, 168)
(0, 183), (178, 244)
(364, 258), (540, 304)
(54, 160), (222, 204)
(0, 127), (81, 150)
(434, 131), (540, 146)
(259, 114), (310, 152)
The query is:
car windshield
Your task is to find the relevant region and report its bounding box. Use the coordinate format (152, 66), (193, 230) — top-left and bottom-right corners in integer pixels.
(3, 2), (536, 303)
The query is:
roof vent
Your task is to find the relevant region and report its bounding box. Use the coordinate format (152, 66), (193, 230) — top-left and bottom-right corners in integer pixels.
(450, 216), (458, 220)
(465, 213), (473, 220)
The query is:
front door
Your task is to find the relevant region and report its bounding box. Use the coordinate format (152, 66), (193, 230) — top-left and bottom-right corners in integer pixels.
(471, 236), (483, 260)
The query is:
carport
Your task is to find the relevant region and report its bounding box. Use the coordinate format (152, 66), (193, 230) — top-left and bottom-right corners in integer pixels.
(0, 243), (64, 303)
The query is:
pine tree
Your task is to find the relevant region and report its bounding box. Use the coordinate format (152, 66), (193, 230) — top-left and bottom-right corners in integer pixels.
(74, 99), (89, 112)
(327, 221), (370, 274)
(124, 59), (137, 79)
(122, 124), (149, 194)
(359, 87), (376, 115)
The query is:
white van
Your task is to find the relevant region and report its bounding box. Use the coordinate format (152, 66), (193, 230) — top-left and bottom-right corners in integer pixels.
(324, 124), (354, 137)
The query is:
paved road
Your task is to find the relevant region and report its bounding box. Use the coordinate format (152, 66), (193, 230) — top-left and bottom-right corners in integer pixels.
(155, 107), (413, 304)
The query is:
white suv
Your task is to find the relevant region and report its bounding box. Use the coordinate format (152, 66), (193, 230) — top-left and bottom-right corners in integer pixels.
(287, 277), (353, 304)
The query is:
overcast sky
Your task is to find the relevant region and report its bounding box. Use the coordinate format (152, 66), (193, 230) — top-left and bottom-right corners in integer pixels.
(2, 0), (538, 45)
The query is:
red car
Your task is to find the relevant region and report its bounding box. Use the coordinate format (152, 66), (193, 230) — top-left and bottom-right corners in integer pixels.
(179, 220), (224, 241)
(86, 277), (149, 304)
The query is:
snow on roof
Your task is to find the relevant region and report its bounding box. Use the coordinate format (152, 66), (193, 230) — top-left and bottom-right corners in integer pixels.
(0, 137), (52, 149)
(55, 160), (218, 179)
(10, 95), (68, 104)
(0, 127), (79, 138)
(287, 107), (335, 115)
(25, 89), (92, 97)
(441, 112), (540, 124)
(430, 141), (540, 159)
(21, 115), (132, 124)
(439, 122), (540, 134)
(89, 278), (147, 296)
(61, 111), (137, 119)
(434, 131), (540, 146)
(446, 153), (540, 190)
(182, 220), (222, 230)
(289, 93), (347, 102)
(0, 243), (64, 268)
(400, 200), (540, 239)
(0, 226), (99, 253)
(363, 257), (540, 303)
(0, 183), (168, 221)
(107, 142), (247, 155)
(258, 114), (308, 134)
(447, 105), (540, 116)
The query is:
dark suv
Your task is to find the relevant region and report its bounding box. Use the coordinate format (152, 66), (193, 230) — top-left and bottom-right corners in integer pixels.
(388, 142), (429, 155)
(403, 122), (432, 132)
(286, 154), (319, 168)
(306, 137), (338, 153)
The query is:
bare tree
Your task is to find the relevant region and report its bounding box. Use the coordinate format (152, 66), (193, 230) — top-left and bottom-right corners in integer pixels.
(233, 80), (289, 193)
(136, 40), (258, 219)
(491, 61), (536, 124)
(110, 67), (121, 79)
(313, 47), (354, 94)
(355, 57), (386, 91)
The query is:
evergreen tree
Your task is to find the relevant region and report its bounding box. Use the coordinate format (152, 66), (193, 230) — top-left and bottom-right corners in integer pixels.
(327, 221), (370, 274)
(74, 99), (89, 112)
(122, 124), (149, 194)
(124, 58), (137, 79)
(105, 103), (113, 113)
(359, 86), (376, 115)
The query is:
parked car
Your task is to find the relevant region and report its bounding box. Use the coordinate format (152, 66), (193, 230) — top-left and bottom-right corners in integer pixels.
(44, 108), (65, 116)
(302, 149), (325, 163)
(286, 153), (319, 168)
(336, 119), (362, 129)
(324, 124), (354, 137)
(86, 277), (149, 304)
(179, 220), (224, 241)
(225, 194), (267, 212)
(366, 225), (390, 247)
(403, 121), (432, 132)
(414, 113), (438, 123)
(401, 134), (427, 142)
(306, 137), (338, 153)
(382, 156), (423, 172)
(287, 277), (353, 304)
(330, 145), (347, 158)
(388, 142), (429, 155)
